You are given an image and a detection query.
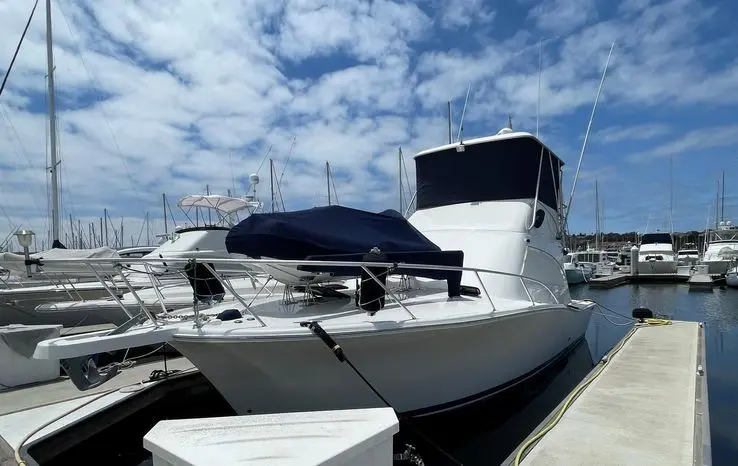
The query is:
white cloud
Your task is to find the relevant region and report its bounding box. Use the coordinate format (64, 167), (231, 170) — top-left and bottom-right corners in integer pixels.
(437, 0), (496, 30)
(628, 124), (738, 162)
(528, 0), (598, 34)
(0, 0), (737, 243)
(593, 123), (671, 144)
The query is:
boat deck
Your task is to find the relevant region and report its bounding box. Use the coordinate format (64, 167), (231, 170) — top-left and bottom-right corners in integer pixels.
(504, 320), (710, 466)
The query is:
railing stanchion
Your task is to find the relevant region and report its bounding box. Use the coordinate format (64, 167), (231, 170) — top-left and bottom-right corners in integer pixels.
(474, 271), (496, 311)
(88, 264), (134, 319)
(118, 265), (160, 326)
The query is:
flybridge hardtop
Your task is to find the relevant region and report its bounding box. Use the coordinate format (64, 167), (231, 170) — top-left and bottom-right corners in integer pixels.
(413, 132), (565, 212)
(225, 205), (441, 259)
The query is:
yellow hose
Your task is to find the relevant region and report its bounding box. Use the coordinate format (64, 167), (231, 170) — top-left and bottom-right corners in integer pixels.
(512, 318), (671, 465)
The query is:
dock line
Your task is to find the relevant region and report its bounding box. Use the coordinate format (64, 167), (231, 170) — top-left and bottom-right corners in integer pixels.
(511, 317), (673, 466)
(301, 320), (459, 466)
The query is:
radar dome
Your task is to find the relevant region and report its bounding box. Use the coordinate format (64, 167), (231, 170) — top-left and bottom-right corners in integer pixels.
(248, 174), (260, 185)
(497, 127), (514, 135)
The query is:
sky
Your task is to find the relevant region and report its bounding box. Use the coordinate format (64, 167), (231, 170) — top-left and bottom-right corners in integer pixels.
(1, 0), (737, 250)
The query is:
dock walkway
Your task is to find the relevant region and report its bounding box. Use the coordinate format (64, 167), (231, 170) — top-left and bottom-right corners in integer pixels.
(504, 320), (710, 466)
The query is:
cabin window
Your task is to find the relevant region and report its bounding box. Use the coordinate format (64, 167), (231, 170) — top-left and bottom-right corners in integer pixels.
(415, 136), (563, 211)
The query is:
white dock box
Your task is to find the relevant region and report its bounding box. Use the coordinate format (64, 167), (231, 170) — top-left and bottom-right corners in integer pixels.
(0, 324), (61, 388)
(144, 407), (399, 465)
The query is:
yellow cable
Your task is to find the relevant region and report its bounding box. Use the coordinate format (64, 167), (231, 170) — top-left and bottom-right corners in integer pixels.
(512, 318), (671, 465)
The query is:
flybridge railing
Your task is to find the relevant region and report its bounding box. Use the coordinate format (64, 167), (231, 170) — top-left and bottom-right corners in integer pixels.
(25, 256), (564, 325)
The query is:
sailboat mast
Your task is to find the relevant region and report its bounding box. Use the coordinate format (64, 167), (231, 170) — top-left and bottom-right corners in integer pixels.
(595, 180), (600, 250)
(721, 170), (725, 223)
(45, 0), (61, 244)
(326, 161), (331, 206)
(398, 148), (403, 212)
(269, 158), (275, 213)
(669, 154), (674, 234)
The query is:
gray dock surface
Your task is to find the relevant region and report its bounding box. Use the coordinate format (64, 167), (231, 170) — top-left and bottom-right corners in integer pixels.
(0, 356), (194, 416)
(505, 320), (709, 466)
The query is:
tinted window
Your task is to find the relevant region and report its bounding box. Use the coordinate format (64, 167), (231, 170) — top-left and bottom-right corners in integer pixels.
(415, 136), (563, 211)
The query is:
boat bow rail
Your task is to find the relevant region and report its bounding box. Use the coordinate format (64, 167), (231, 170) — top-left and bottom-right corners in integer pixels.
(26, 256), (565, 325)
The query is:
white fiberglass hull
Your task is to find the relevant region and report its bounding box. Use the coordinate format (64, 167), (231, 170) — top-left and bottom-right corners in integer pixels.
(565, 267), (590, 285)
(637, 259), (677, 274)
(171, 304), (592, 416)
(0, 285), (123, 327)
(701, 260), (733, 275)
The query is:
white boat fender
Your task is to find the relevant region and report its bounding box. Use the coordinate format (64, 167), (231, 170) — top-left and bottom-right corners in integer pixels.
(299, 320), (462, 466)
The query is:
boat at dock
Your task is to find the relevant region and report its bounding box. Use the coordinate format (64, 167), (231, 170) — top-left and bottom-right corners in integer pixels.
(636, 232), (677, 274)
(33, 129), (594, 418)
(701, 221), (738, 275)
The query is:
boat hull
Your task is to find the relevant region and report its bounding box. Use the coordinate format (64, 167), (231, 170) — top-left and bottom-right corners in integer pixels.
(637, 260), (677, 274)
(0, 288), (125, 327)
(171, 304), (592, 416)
(565, 267), (589, 285)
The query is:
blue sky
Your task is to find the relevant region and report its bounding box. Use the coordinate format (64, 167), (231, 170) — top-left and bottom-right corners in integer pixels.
(1, 0), (737, 249)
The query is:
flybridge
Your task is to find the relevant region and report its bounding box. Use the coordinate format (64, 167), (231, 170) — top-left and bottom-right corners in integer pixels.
(413, 132), (564, 212)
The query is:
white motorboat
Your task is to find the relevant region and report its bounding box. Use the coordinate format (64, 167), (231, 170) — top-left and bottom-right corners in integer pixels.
(0, 194), (265, 327)
(676, 248), (700, 266)
(35, 129), (594, 418)
(636, 232), (677, 274)
(571, 249), (611, 276)
(702, 221), (738, 274)
(563, 253), (591, 285)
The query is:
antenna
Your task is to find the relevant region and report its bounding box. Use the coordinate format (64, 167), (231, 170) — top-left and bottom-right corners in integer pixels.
(508, 113), (513, 130)
(536, 38), (542, 138)
(457, 83), (472, 143)
(564, 41), (615, 225)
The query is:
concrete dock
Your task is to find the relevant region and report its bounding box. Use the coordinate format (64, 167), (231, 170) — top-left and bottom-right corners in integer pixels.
(504, 320), (710, 466)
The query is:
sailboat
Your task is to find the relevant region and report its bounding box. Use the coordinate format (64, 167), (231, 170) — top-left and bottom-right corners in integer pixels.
(35, 127), (594, 417)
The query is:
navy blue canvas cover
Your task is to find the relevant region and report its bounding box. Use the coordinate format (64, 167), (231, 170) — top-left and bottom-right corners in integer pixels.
(225, 205), (441, 259)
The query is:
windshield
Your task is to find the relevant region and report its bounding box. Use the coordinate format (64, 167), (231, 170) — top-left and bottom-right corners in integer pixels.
(641, 233), (672, 245)
(563, 256), (573, 263)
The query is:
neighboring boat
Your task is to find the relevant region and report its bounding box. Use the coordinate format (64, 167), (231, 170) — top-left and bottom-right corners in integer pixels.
(636, 232), (677, 274)
(676, 248), (700, 266)
(563, 253), (591, 285)
(572, 249), (610, 276)
(701, 221), (738, 275)
(726, 266), (738, 288)
(19, 194), (265, 326)
(36, 129), (594, 418)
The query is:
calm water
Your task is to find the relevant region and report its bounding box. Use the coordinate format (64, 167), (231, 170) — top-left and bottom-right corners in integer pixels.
(431, 283), (738, 465)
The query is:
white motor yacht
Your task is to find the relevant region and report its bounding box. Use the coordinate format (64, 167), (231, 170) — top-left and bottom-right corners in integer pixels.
(702, 221), (738, 274)
(35, 129), (594, 418)
(636, 232), (677, 274)
(0, 195), (263, 327)
(563, 253), (591, 285)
